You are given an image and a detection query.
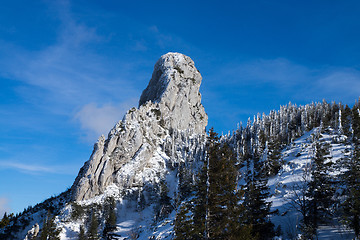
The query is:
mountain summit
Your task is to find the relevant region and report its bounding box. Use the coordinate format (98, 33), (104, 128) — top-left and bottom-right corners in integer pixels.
(4, 53), (358, 240)
(71, 52), (208, 201)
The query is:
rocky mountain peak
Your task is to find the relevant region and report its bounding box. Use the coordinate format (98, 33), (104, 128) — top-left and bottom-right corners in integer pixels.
(71, 53), (207, 201)
(139, 52), (207, 133)
(139, 52), (201, 106)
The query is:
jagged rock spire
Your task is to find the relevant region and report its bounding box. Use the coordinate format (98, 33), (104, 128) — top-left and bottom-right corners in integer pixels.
(139, 52), (207, 133)
(139, 52), (201, 106)
(71, 53), (208, 201)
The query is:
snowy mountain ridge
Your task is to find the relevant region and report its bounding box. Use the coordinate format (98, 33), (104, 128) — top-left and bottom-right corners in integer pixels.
(1, 53), (359, 240)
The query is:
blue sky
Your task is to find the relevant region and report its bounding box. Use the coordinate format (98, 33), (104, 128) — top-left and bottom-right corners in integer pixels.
(1, 0), (360, 215)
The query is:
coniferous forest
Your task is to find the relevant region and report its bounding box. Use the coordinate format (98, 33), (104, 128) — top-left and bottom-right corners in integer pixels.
(174, 98), (360, 240)
(1, 98), (360, 239)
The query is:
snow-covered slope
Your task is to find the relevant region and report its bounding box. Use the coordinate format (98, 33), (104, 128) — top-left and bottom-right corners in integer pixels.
(2, 53), (358, 240)
(10, 52), (207, 240)
(269, 128), (354, 239)
(61, 52), (207, 239)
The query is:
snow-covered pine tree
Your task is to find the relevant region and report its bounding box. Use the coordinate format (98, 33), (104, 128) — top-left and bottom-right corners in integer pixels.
(341, 105), (352, 137)
(178, 162), (194, 201)
(174, 202), (193, 239)
(192, 152), (208, 239)
(265, 136), (282, 176)
(305, 141), (335, 238)
(207, 137), (239, 238)
(342, 144), (360, 238)
(39, 211), (61, 240)
(156, 179), (173, 220)
(243, 150), (275, 240)
(103, 197), (117, 238)
(352, 104), (360, 141)
(341, 108), (360, 238)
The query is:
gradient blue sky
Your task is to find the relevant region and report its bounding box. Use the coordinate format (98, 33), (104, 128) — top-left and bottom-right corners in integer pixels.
(1, 0), (360, 215)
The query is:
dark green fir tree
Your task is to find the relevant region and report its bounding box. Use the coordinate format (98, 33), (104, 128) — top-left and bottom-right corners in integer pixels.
(174, 202), (193, 240)
(266, 137), (282, 176)
(192, 151), (208, 239)
(305, 141), (335, 238)
(78, 225), (86, 240)
(87, 211), (99, 240)
(103, 197), (117, 238)
(244, 152), (275, 240)
(156, 179), (173, 220)
(0, 212), (10, 228)
(341, 105), (352, 137)
(342, 144), (360, 238)
(39, 211), (61, 240)
(352, 105), (360, 141)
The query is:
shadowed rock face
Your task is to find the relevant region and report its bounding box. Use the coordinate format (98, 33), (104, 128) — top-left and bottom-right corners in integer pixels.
(71, 52), (208, 201)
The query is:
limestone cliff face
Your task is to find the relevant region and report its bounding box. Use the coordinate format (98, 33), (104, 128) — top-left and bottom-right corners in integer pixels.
(71, 52), (208, 201)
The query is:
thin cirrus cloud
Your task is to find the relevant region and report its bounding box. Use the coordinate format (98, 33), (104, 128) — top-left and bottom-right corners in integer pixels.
(216, 58), (360, 103)
(0, 1), (142, 142)
(314, 69), (360, 100)
(0, 160), (76, 175)
(0, 197), (10, 217)
(0, 24), (131, 109)
(74, 100), (137, 141)
(0, 1), (143, 101)
(233, 58), (311, 86)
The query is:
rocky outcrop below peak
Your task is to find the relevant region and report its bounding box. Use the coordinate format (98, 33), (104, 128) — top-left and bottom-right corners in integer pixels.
(71, 53), (208, 201)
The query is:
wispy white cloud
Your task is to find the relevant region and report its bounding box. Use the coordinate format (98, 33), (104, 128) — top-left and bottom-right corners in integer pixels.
(0, 197), (10, 217)
(0, 160), (77, 175)
(216, 58), (360, 103)
(0, 3), (189, 119)
(314, 69), (360, 100)
(74, 100), (137, 141)
(228, 58), (311, 86)
(0, 1), (142, 140)
(2, 24), (134, 109)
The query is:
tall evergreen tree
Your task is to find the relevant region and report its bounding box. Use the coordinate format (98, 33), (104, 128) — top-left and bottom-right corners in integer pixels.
(103, 197), (117, 238)
(174, 202), (193, 239)
(207, 139), (240, 239)
(0, 212), (10, 228)
(244, 152), (274, 240)
(78, 225), (86, 240)
(266, 137), (282, 176)
(178, 162), (193, 201)
(187, 128), (254, 239)
(342, 144), (360, 238)
(305, 141), (335, 238)
(341, 105), (352, 137)
(156, 179), (173, 220)
(87, 211), (99, 240)
(192, 152), (209, 239)
(39, 211), (61, 240)
(39, 217), (48, 240)
(352, 105), (360, 141)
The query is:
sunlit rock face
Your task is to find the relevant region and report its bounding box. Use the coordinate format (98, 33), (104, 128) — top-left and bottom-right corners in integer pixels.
(71, 52), (208, 201)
